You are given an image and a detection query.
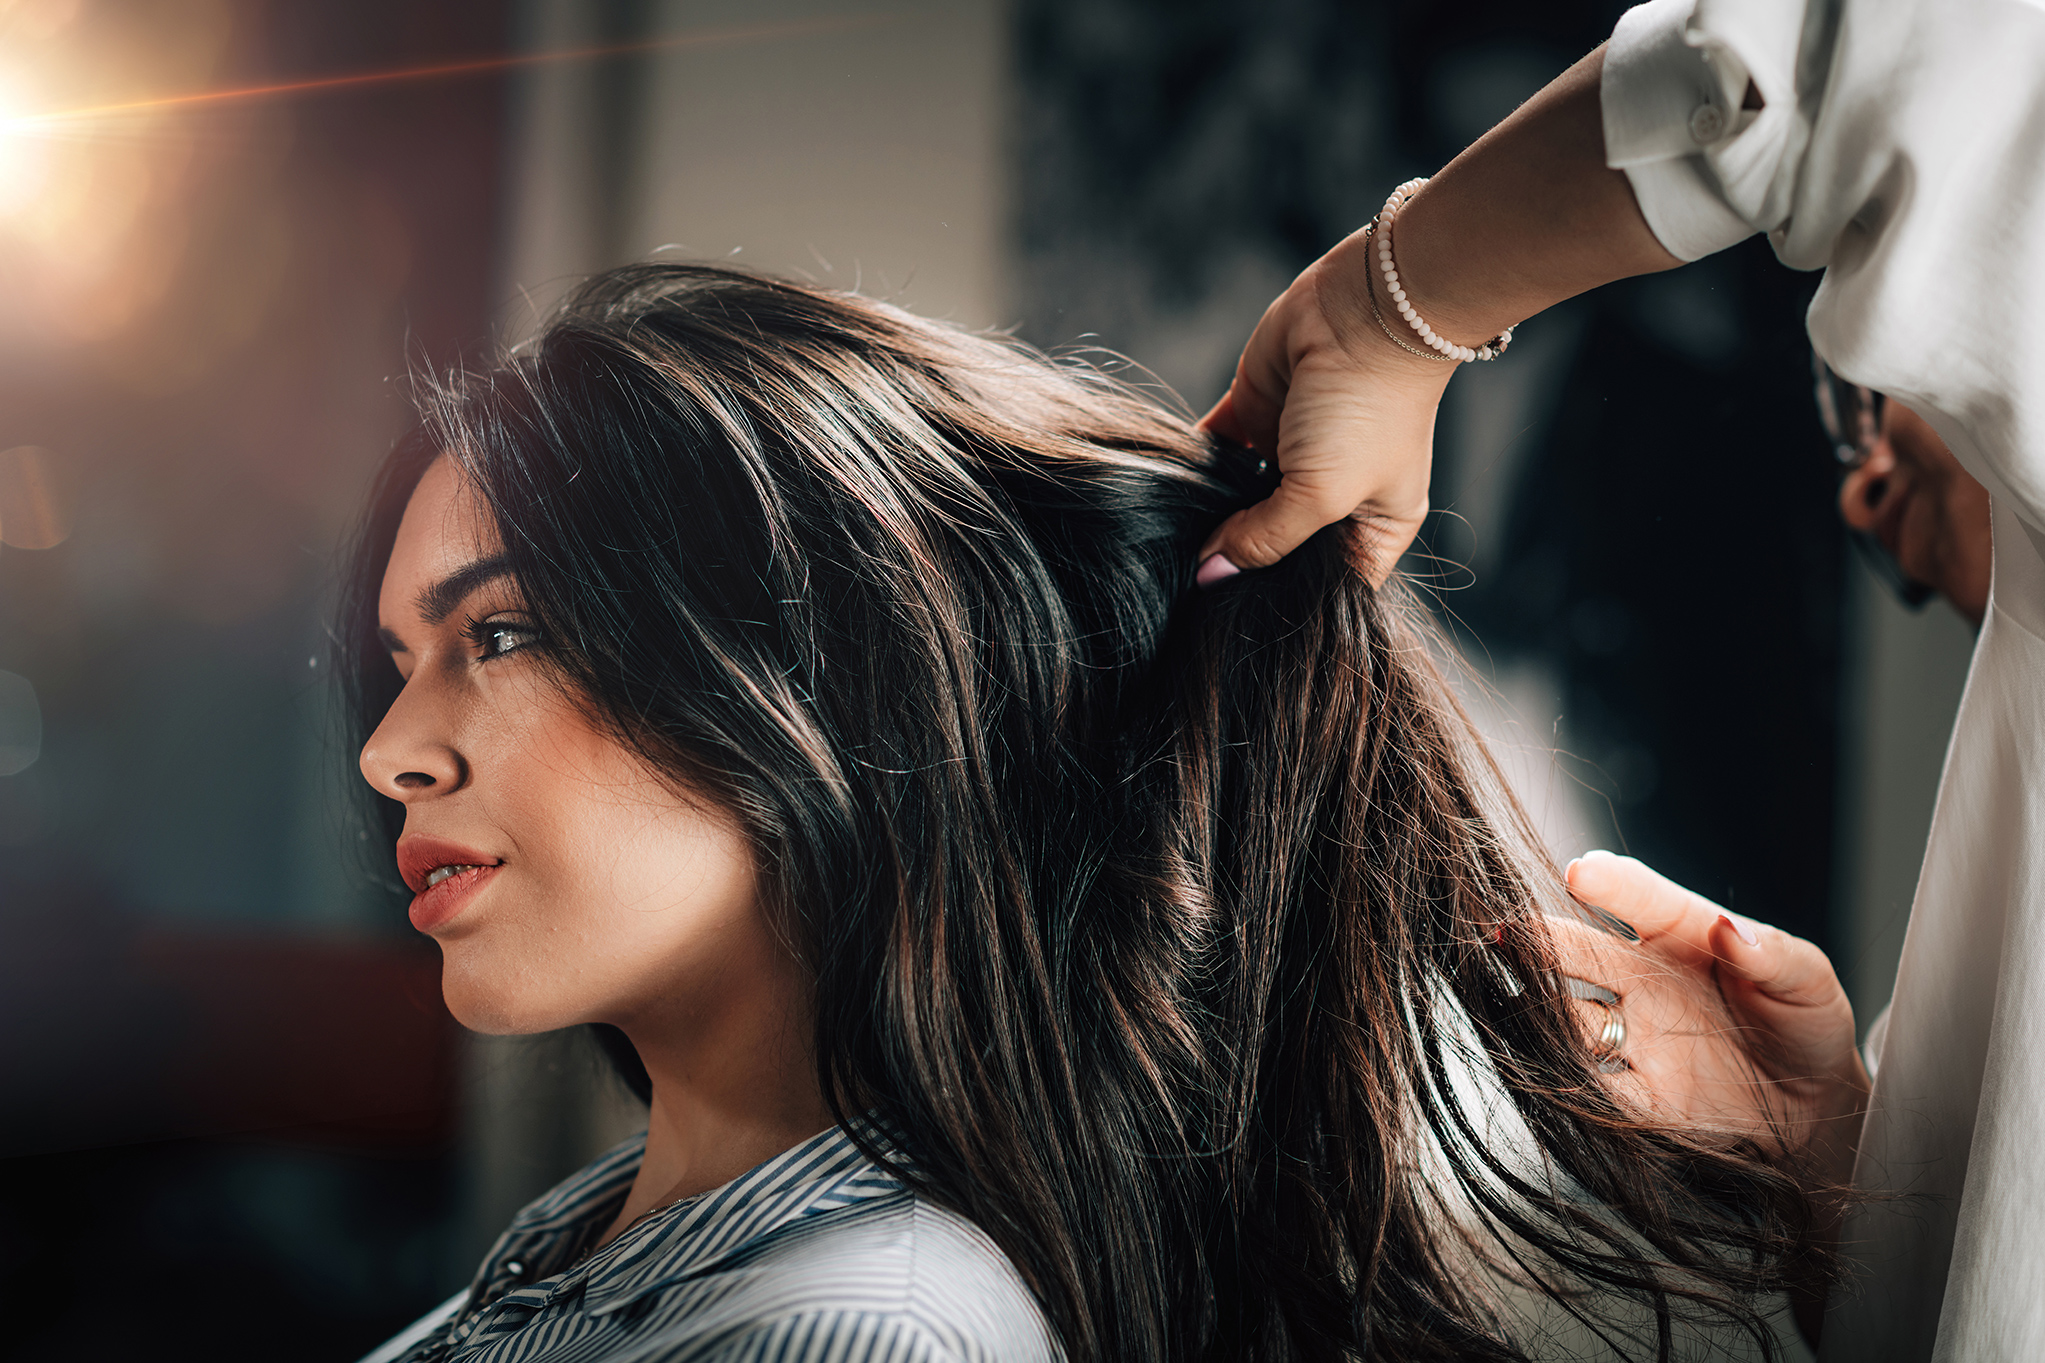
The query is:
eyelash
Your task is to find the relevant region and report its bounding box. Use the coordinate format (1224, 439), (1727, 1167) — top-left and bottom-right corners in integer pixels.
(460, 613), (544, 661)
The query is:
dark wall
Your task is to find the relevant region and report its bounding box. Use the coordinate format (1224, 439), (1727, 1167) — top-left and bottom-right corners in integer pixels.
(1481, 244), (1837, 924)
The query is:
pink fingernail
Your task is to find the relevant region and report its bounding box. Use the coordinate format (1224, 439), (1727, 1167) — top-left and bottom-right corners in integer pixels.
(1719, 912), (1758, 947)
(1195, 553), (1241, 588)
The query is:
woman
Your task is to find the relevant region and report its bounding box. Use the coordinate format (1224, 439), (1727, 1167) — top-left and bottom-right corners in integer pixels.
(349, 263), (1859, 1363)
(1199, 2), (2045, 1354)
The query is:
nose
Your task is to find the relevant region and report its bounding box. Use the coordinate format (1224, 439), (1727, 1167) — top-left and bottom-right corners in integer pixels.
(1838, 438), (1902, 534)
(359, 673), (468, 801)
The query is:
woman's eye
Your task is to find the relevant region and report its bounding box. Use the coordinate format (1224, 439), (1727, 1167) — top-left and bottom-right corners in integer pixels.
(465, 617), (542, 660)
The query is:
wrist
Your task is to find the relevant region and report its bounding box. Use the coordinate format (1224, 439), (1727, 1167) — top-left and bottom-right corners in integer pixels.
(1392, 176), (1544, 349)
(1368, 179), (1520, 363)
(1308, 230), (1461, 397)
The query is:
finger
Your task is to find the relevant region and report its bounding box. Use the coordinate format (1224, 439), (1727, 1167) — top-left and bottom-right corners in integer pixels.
(1199, 320), (1292, 459)
(1708, 913), (1844, 1009)
(1565, 850), (1725, 943)
(1198, 474), (1364, 570)
(1548, 918), (1723, 1049)
(1544, 915), (1631, 991)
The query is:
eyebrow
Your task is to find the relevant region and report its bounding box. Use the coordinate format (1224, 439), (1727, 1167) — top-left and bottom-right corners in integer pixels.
(380, 554), (518, 652)
(417, 554), (516, 626)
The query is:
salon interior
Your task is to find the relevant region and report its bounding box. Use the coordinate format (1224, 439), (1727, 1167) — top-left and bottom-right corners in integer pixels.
(0, 0), (1977, 1356)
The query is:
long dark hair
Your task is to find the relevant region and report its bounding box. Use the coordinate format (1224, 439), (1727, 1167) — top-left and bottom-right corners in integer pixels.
(340, 263), (1811, 1361)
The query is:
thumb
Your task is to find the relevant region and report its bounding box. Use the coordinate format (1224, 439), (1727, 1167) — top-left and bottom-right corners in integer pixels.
(1709, 913), (1842, 1010)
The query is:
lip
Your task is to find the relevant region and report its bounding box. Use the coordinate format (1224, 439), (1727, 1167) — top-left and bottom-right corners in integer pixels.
(396, 835), (504, 933)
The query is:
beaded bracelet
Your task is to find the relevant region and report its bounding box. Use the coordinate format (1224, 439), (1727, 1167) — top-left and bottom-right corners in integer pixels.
(1366, 176), (1513, 364)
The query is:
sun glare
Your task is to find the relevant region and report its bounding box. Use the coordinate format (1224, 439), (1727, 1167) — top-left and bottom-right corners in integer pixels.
(0, 72), (50, 220)
(0, 7), (886, 356)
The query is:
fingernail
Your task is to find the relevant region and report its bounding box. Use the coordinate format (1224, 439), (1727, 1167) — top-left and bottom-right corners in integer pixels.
(1195, 553), (1241, 588)
(1719, 912), (1758, 947)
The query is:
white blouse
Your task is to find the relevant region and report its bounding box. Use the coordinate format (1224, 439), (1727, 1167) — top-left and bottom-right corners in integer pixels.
(1603, 2), (2045, 1358)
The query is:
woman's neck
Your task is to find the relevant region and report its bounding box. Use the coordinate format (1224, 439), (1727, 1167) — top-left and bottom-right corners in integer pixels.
(594, 948), (834, 1250)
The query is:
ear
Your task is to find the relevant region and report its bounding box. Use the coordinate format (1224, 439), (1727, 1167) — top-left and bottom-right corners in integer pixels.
(1837, 439), (1899, 533)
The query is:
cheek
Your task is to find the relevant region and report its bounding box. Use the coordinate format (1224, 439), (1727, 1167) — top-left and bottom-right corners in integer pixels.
(510, 725), (757, 934)
(446, 690), (764, 1027)
(1915, 474), (1994, 602)
(556, 790), (763, 965)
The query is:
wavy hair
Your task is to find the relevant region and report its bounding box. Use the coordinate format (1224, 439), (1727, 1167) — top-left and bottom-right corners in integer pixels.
(339, 263), (1811, 1361)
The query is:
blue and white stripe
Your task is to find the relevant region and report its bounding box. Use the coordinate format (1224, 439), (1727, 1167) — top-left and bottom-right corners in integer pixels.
(359, 1123), (1062, 1363)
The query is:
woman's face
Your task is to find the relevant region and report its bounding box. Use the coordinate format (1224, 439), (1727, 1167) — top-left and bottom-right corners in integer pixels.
(360, 456), (777, 1038)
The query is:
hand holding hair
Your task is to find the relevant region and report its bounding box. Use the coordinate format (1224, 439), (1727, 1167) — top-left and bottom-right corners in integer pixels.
(1197, 45), (1681, 583)
(1557, 850), (1870, 1179)
(1557, 850), (1870, 1346)
(1194, 222), (1456, 587)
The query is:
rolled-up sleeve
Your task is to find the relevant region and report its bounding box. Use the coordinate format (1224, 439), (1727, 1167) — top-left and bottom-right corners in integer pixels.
(1600, 0), (1818, 261)
(1600, 0), (2045, 530)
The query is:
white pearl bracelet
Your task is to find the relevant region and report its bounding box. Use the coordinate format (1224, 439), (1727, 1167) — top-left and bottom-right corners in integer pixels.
(1370, 176), (1513, 364)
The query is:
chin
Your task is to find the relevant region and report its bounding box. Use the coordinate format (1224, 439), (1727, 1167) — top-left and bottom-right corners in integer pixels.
(437, 948), (587, 1036)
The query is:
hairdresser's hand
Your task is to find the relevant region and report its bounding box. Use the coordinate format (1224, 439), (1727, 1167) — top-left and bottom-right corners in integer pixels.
(1196, 228), (1456, 586)
(1552, 851), (1870, 1186)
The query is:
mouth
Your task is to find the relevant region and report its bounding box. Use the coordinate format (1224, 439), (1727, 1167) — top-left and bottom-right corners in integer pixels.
(396, 835), (504, 894)
(406, 860), (503, 934)
(396, 835), (507, 933)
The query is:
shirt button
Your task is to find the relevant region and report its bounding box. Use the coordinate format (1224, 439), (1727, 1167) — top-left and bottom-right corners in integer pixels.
(1688, 102), (1726, 145)
(503, 1259), (526, 1278)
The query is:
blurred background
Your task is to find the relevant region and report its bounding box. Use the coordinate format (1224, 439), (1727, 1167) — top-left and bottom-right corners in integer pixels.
(0, 0), (1976, 1357)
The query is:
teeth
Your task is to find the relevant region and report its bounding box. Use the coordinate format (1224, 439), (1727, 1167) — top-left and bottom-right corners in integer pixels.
(425, 864), (478, 889)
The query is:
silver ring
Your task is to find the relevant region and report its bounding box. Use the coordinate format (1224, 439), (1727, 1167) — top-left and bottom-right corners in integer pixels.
(1590, 998), (1627, 1056)
(1558, 974), (1629, 1072)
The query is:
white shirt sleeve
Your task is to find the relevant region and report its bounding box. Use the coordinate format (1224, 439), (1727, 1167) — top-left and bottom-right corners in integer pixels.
(1859, 999), (1890, 1081)
(1600, 0), (1755, 261)
(1599, 0), (2045, 538)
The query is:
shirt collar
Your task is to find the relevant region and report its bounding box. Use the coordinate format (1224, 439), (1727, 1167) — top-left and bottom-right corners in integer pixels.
(489, 1120), (911, 1319)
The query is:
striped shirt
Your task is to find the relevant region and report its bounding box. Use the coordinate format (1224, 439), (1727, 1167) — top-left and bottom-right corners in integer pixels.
(360, 1124), (1062, 1363)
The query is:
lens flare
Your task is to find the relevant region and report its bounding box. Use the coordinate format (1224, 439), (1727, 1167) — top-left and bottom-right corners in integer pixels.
(0, 11), (889, 353)
(8, 16), (887, 132)
(0, 71), (54, 220)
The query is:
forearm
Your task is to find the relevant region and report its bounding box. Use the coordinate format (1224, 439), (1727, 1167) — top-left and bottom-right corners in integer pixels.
(1394, 46), (1683, 347)
(1198, 44), (1693, 573)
